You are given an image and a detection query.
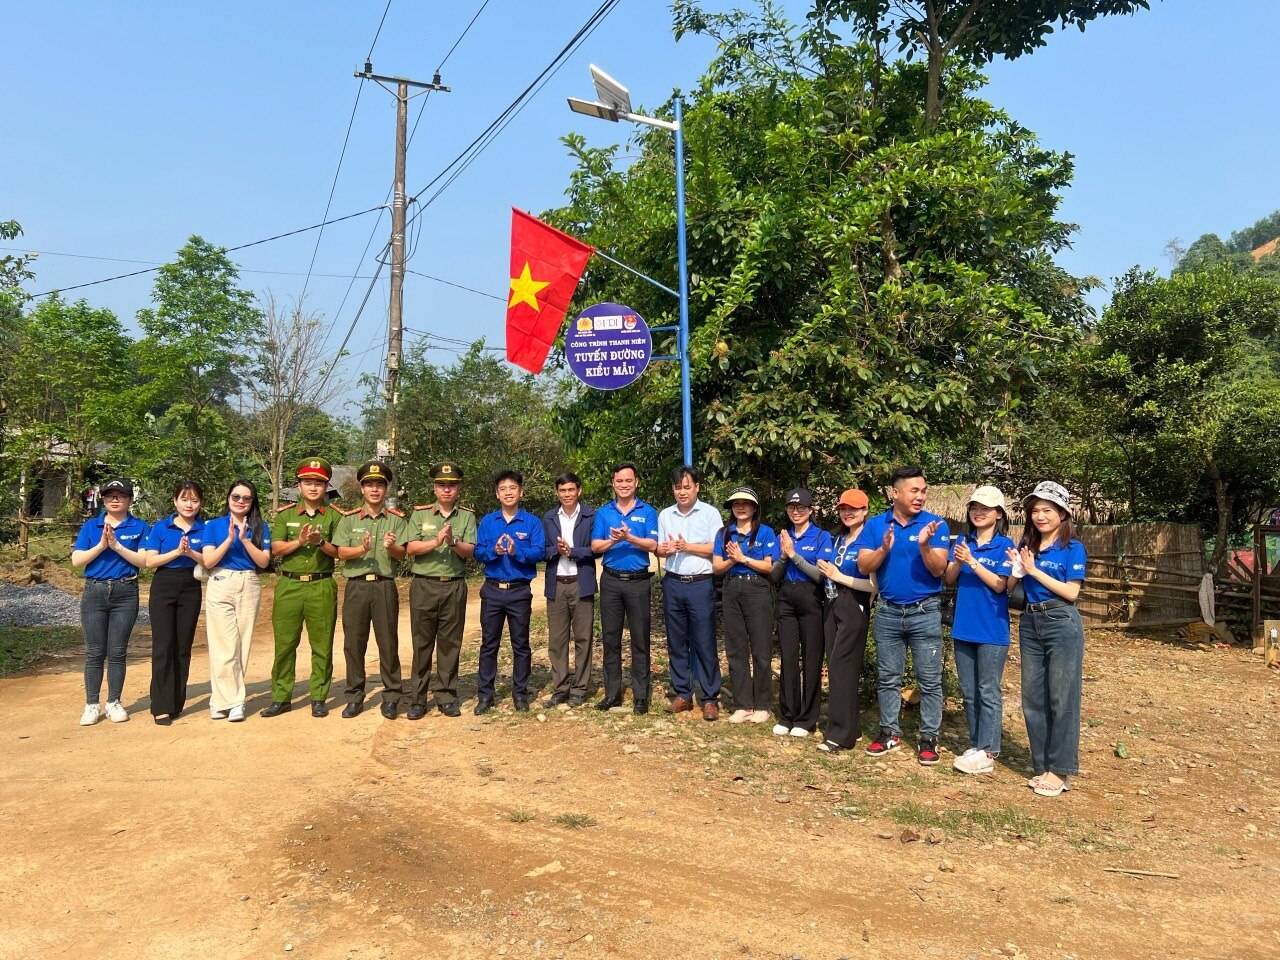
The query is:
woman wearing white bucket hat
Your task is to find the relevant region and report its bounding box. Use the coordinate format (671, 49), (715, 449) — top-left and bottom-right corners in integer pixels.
(944, 485), (1015, 774)
(1007, 481), (1087, 798)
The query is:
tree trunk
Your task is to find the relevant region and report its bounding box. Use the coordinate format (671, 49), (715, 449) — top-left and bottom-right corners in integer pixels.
(1207, 457), (1232, 578)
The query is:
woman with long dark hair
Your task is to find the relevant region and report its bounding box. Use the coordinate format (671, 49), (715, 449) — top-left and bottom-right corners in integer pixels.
(71, 478), (149, 726)
(815, 488), (875, 752)
(201, 479), (272, 722)
(944, 486), (1015, 774)
(142, 480), (208, 725)
(711, 486), (779, 724)
(1007, 481), (1087, 798)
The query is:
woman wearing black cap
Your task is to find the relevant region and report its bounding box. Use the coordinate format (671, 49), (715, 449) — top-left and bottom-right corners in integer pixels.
(71, 478), (150, 726)
(712, 486), (779, 724)
(816, 488), (875, 752)
(772, 488), (834, 738)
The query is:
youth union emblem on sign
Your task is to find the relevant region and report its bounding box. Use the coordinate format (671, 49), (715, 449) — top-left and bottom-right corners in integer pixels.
(565, 302), (652, 391)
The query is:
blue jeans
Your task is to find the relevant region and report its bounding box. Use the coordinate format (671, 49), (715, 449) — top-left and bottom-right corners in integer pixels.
(1019, 605), (1084, 776)
(81, 579), (139, 704)
(953, 639), (1009, 755)
(873, 596), (943, 740)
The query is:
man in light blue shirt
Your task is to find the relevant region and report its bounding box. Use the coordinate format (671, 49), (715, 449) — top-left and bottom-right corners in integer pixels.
(656, 465), (723, 720)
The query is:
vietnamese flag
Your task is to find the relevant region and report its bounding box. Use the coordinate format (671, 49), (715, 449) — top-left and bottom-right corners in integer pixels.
(506, 208), (594, 373)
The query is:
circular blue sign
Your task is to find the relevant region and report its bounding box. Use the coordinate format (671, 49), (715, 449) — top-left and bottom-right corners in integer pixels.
(564, 302), (652, 391)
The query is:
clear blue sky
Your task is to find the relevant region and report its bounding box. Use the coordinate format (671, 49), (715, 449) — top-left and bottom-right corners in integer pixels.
(4, 0), (1277, 417)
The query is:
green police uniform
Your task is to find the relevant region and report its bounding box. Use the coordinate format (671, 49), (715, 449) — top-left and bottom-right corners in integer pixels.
(335, 462), (409, 707)
(269, 496), (341, 704)
(401, 478), (477, 708)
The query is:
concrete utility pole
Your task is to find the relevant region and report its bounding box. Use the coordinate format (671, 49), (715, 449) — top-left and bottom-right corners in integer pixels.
(355, 61), (450, 460)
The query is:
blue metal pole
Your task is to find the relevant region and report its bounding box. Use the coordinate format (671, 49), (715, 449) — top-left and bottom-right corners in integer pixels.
(674, 97), (693, 467)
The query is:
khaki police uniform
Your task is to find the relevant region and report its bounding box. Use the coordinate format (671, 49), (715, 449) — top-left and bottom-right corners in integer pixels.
(269, 463), (341, 705)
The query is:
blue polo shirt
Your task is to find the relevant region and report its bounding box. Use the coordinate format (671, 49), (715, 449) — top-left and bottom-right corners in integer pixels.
(854, 509), (950, 603)
(949, 534), (1016, 645)
(202, 514), (272, 571)
(832, 531), (877, 592)
(782, 523), (834, 583)
(143, 514), (208, 570)
(74, 513), (150, 580)
(592, 499), (659, 573)
(476, 508), (546, 582)
(714, 523), (780, 576)
(1022, 538), (1087, 604)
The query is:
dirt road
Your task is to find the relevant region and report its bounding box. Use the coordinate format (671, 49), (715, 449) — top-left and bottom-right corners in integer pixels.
(2, 580), (1277, 960)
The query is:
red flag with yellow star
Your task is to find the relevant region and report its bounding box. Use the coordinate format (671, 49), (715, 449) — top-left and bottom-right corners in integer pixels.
(506, 208), (594, 373)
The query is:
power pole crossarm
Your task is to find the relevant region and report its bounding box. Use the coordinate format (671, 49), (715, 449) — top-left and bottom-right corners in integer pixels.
(355, 63), (451, 463)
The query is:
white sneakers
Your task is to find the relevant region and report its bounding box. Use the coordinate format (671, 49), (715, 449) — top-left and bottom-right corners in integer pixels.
(228, 705), (246, 723)
(728, 709), (752, 724)
(210, 708), (229, 720)
(789, 726), (809, 738)
(953, 747), (995, 774)
(773, 723), (812, 737)
(80, 702), (128, 725)
(748, 710), (771, 723)
(772, 723), (791, 736)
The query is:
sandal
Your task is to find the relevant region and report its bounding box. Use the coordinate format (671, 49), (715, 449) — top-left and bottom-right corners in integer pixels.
(817, 740), (850, 754)
(1032, 775), (1071, 797)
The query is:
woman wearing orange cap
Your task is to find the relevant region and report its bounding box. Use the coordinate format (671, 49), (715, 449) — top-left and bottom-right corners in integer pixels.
(816, 488), (875, 752)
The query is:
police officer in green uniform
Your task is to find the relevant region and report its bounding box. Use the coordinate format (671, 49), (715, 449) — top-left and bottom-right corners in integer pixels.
(262, 458), (342, 718)
(390, 460), (477, 719)
(333, 460), (408, 720)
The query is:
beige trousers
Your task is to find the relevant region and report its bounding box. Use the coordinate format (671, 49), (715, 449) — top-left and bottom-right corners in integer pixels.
(204, 569), (262, 710)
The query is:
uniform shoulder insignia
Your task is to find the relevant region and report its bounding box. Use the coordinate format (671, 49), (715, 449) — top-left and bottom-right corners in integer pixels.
(413, 504), (432, 512)
(274, 504), (295, 513)
(341, 507), (360, 516)
(387, 507), (406, 518)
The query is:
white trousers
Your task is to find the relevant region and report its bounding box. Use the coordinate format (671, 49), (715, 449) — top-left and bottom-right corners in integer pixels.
(204, 569), (261, 710)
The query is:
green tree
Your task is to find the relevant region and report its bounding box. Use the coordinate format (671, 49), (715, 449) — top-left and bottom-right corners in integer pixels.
(549, 2), (1093, 502)
(125, 236), (263, 496)
(3, 297), (132, 515)
(1175, 209), (1280, 277)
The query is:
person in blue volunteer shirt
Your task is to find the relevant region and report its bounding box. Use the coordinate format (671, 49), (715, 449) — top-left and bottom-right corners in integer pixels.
(201, 480), (272, 723)
(72, 478), (149, 726)
(856, 465), (950, 766)
(1007, 481), (1087, 798)
(474, 470), (546, 715)
(141, 480), (208, 725)
(816, 488), (876, 753)
(712, 486), (779, 724)
(590, 463), (660, 714)
(772, 488), (834, 738)
(656, 465), (724, 721)
(944, 485), (1015, 774)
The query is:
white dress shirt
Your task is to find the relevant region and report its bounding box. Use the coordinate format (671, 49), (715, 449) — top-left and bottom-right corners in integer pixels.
(657, 499), (722, 576)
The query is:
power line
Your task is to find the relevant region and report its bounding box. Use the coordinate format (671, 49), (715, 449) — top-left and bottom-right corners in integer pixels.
(366, 0), (394, 59)
(29, 206), (385, 299)
(2, 245), (382, 280)
(436, 0), (491, 73)
(405, 268), (504, 301)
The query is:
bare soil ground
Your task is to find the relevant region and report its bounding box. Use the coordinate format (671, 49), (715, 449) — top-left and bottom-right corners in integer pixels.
(1, 576), (1277, 960)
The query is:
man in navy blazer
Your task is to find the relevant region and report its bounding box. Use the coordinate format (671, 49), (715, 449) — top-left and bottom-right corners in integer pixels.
(542, 472), (597, 707)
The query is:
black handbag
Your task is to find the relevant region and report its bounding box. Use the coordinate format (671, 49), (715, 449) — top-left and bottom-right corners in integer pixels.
(1008, 577), (1027, 612)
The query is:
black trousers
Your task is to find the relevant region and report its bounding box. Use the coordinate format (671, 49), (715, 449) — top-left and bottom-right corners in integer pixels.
(342, 579), (402, 704)
(722, 576), (773, 711)
(148, 567), (203, 717)
(823, 586), (872, 746)
(477, 580), (533, 700)
(599, 573), (651, 701)
(776, 580), (825, 730)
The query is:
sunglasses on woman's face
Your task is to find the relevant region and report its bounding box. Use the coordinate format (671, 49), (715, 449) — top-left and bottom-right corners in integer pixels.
(230, 494), (254, 503)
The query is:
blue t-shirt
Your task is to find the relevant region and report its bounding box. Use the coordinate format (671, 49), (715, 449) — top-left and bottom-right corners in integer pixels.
(74, 513), (150, 580)
(714, 523), (780, 576)
(592, 499), (659, 573)
(782, 524), (835, 583)
(143, 514), (208, 570)
(949, 533), (1015, 645)
(202, 514), (272, 571)
(1022, 538), (1087, 604)
(475, 508), (546, 582)
(854, 509), (950, 603)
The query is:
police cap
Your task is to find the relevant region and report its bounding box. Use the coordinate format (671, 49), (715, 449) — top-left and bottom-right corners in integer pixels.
(357, 460), (393, 485)
(431, 461), (464, 483)
(295, 457), (332, 481)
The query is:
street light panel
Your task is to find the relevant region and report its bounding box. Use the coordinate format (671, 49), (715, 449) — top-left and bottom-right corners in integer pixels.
(567, 97), (619, 122)
(590, 64), (632, 114)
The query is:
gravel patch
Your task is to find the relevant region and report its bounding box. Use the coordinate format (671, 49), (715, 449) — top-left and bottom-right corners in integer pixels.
(0, 583), (150, 629)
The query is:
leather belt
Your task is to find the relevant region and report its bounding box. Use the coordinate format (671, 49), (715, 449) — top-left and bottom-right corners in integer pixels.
(485, 578), (528, 590)
(556, 575), (579, 584)
(603, 569), (651, 581)
(355, 573), (391, 581)
(727, 573), (763, 580)
(879, 596), (937, 609)
(280, 571), (332, 582)
(88, 576), (138, 582)
(1025, 598), (1074, 613)
(413, 574), (462, 582)
(666, 573), (713, 583)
